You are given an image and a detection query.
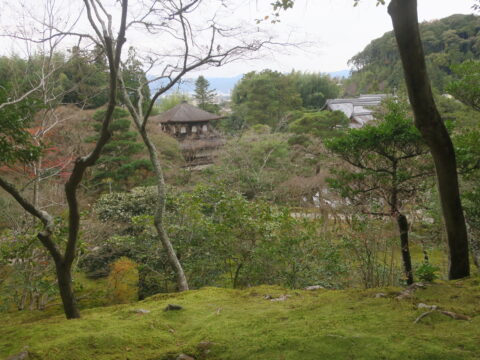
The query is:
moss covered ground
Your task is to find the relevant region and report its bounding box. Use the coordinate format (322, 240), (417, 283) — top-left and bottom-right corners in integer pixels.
(1, 277), (479, 360)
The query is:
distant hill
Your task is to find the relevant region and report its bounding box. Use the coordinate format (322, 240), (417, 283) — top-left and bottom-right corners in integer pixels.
(345, 14), (480, 95)
(149, 71), (349, 97)
(328, 70), (351, 79)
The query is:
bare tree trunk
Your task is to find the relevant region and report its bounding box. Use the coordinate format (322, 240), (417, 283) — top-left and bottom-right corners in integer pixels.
(388, 0), (470, 279)
(233, 263), (244, 289)
(54, 260), (80, 319)
(396, 213), (414, 285)
(139, 128), (189, 291)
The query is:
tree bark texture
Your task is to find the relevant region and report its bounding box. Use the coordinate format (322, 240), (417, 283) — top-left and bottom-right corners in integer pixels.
(54, 260), (80, 319)
(396, 213), (414, 285)
(388, 0), (470, 279)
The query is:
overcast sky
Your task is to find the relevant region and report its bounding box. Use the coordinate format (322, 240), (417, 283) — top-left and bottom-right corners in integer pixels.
(198, 0), (476, 77)
(0, 0), (476, 78)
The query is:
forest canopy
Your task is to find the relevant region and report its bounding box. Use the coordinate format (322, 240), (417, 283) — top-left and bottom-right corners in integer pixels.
(346, 14), (480, 94)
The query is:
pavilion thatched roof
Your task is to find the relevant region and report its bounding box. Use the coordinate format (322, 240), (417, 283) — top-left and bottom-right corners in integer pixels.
(151, 102), (224, 124)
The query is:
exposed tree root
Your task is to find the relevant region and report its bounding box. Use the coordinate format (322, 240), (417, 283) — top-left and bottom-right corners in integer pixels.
(414, 309), (471, 323)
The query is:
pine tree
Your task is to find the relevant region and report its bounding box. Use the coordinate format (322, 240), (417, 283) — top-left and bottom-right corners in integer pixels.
(88, 107), (151, 191)
(194, 75), (218, 113)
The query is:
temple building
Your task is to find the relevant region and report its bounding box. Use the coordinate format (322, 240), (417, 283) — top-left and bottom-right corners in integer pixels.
(152, 101), (224, 138)
(323, 94), (388, 128)
(150, 101), (225, 166)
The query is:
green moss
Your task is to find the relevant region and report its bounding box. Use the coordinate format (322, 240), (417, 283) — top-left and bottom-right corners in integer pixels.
(1, 278), (479, 359)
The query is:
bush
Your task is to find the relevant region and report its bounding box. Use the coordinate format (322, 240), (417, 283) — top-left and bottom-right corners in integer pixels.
(415, 262), (440, 282)
(107, 257), (139, 304)
(79, 241), (132, 279)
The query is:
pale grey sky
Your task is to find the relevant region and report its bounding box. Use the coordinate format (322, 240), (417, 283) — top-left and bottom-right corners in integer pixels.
(0, 0), (476, 78)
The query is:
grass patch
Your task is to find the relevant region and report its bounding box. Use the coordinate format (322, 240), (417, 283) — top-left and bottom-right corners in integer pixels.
(1, 279), (479, 359)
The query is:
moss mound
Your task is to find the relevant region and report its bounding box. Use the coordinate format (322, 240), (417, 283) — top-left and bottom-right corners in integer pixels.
(1, 279), (479, 359)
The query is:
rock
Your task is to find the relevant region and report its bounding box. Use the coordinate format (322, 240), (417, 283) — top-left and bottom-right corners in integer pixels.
(304, 285), (325, 291)
(164, 304), (183, 311)
(396, 282), (427, 300)
(197, 341), (215, 350)
(133, 308), (151, 314)
(270, 295), (291, 302)
(197, 341), (215, 355)
(176, 354), (195, 360)
(375, 293), (387, 298)
(6, 351), (29, 360)
(417, 303), (438, 310)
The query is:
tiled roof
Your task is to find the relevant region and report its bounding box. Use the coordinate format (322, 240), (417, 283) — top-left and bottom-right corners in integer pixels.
(151, 102), (224, 123)
(324, 94), (388, 128)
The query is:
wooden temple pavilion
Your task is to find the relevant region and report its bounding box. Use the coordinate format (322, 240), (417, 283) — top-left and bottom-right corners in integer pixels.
(150, 101), (226, 166)
(152, 101), (224, 138)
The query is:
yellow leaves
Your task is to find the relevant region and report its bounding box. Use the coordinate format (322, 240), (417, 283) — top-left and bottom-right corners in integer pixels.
(107, 257), (139, 304)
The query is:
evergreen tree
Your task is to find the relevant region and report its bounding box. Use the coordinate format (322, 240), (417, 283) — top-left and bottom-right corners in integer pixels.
(61, 46), (109, 109)
(326, 99), (433, 285)
(194, 75), (218, 113)
(232, 70), (302, 128)
(88, 107), (151, 191)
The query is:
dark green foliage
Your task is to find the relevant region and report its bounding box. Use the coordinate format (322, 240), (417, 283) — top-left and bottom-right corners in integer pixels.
(0, 57), (41, 165)
(60, 46), (109, 109)
(415, 262), (440, 282)
(325, 99), (432, 211)
(290, 71), (341, 109)
(446, 63), (480, 267)
(0, 97), (41, 165)
(346, 14), (480, 94)
(326, 99), (434, 284)
(289, 110), (350, 139)
(90, 185), (348, 295)
(1, 47), (150, 111)
(231, 70), (302, 128)
(194, 76), (219, 113)
(447, 60), (480, 111)
(231, 70), (340, 131)
(89, 107), (150, 191)
(79, 243), (132, 279)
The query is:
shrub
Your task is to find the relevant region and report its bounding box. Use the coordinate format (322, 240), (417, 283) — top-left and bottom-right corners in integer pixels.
(415, 262), (440, 282)
(107, 257), (139, 304)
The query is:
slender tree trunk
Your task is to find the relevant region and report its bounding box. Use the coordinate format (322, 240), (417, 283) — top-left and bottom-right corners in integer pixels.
(139, 128), (189, 291)
(388, 0), (470, 279)
(396, 213), (414, 285)
(54, 260), (80, 319)
(233, 262), (244, 289)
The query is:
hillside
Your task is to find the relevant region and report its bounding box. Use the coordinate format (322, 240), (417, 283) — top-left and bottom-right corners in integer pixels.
(346, 14), (480, 95)
(1, 278), (479, 360)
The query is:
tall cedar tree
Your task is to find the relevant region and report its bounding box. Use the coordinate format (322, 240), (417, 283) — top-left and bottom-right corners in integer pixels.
(194, 76), (218, 113)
